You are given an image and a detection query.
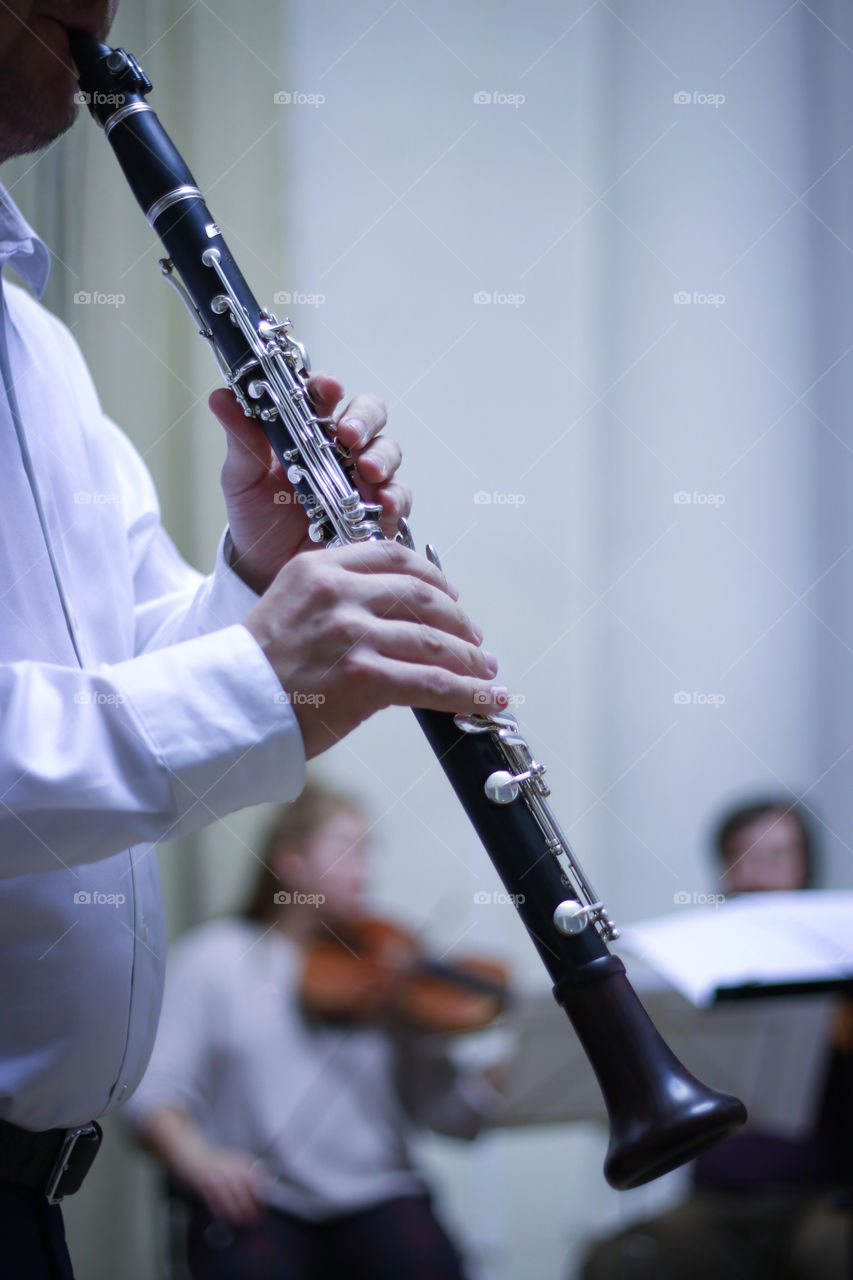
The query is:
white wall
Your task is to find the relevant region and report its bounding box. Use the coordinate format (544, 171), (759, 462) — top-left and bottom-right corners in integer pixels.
(280, 3), (853, 1277)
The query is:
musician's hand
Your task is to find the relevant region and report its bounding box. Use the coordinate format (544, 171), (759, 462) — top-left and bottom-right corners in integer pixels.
(243, 541), (508, 759)
(175, 1143), (266, 1227)
(139, 1107), (266, 1229)
(212, 374), (410, 594)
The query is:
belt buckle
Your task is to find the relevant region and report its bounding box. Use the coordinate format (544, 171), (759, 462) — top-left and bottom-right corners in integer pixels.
(45, 1122), (102, 1204)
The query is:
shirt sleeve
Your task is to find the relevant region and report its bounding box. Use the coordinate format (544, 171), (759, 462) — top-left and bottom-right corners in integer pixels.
(0, 413), (305, 878)
(0, 625), (303, 878)
(99, 412), (265, 654)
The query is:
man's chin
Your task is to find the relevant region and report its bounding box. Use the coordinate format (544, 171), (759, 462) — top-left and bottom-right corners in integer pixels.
(0, 91), (80, 164)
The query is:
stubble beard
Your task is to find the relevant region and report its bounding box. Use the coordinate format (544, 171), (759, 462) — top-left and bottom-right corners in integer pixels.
(0, 71), (79, 163)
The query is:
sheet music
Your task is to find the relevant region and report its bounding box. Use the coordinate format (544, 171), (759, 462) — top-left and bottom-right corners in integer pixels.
(618, 890), (853, 1006)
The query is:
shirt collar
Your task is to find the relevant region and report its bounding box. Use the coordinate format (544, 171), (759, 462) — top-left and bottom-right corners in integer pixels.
(0, 181), (50, 298)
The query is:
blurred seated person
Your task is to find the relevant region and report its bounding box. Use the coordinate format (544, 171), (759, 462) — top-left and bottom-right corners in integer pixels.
(124, 782), (503, 1280)
(579, 797), (853, 1280)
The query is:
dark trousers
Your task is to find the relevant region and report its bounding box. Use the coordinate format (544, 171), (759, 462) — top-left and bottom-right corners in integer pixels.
(186, 1194), (467, 1280)
(0, 1180), (75, 1280)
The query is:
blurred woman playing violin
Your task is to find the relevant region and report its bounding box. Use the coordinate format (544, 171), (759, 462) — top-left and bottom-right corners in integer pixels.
(125, 782), (504, 1280)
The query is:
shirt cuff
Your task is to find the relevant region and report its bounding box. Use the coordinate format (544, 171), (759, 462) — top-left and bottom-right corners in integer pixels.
(109, 623), (305, 837)
(186, 528), (263, 635)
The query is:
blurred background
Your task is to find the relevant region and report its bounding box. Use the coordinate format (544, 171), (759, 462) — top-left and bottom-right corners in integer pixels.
(5, 0), (853, 1275)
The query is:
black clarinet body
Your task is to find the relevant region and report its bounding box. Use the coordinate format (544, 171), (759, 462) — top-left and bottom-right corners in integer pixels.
(70, 32), (747, 1189)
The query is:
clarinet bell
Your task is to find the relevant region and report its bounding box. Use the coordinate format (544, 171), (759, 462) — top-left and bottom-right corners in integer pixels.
(561, 969), (747, 1190)
(603, 1064), (747, 1189)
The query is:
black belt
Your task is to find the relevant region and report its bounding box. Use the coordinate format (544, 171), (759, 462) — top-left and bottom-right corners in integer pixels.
(0, 1118), (102, 1203)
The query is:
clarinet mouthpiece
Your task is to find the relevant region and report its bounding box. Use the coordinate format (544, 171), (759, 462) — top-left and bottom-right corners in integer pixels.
(68, 30), (112, 80)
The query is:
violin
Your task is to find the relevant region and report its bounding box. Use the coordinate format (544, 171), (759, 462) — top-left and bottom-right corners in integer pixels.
(300, 916), (510, 1033)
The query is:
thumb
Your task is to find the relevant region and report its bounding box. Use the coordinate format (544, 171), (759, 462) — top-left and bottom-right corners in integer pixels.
(210, 388), (274, 492)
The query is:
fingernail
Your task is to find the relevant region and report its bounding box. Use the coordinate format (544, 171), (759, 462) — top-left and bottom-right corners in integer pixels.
(490, 686), (509, 707)
(340, 417), (366, 444)
(444, 578), (460, 599)
(483, 650), (499, 675)
(471, 622), (484, 644)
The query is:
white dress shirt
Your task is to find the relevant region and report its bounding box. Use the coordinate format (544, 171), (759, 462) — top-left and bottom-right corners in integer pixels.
(125, 919), (490, 1220)
(0, 183), (305, 1131)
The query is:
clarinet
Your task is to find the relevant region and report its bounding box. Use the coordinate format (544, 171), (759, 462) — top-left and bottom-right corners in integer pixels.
(70, 32), (746, 1188)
